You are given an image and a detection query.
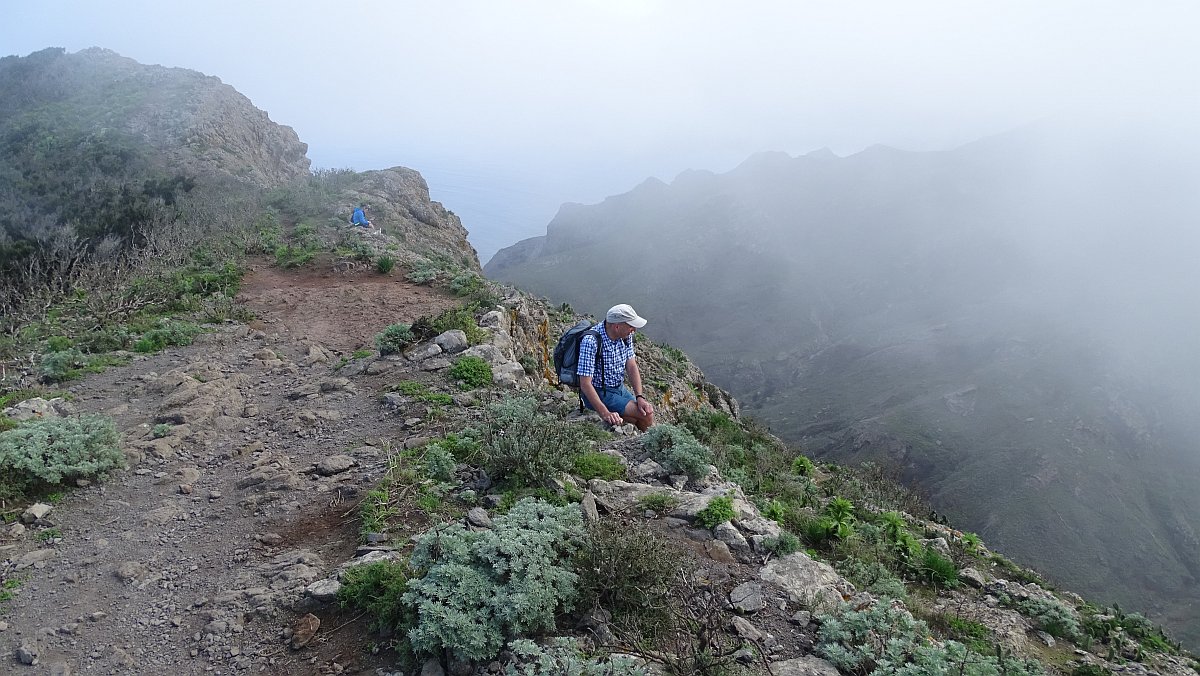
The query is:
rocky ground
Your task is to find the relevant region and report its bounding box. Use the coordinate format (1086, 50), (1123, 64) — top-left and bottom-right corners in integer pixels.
(0, 264), (467, 675)
(3, 262), (1196, 676)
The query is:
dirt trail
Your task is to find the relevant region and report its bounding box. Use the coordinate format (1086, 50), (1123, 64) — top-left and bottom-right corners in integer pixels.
(0, 265), (460, 675)
(237, 257), (463, 353)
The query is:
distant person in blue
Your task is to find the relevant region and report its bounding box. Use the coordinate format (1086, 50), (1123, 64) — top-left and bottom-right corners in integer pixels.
(350, 204), (371, 228)
(577, 304), (656, 431)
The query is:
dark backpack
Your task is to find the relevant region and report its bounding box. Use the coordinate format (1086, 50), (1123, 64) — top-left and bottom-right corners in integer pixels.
(553, 320), (602, 388)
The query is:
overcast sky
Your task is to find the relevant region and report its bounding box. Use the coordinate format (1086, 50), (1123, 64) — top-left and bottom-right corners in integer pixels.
(3, 1), (1198, 260)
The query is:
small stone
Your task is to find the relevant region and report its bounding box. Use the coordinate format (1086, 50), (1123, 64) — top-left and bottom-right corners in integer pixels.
(257, 533), (284, 546)
(790, 610), (812, 627)
(704, 540), (737, 563)
(959, 567), (987, 588)
(466, 507), (492, 528)
(581, 492), (600, 522)
(89, 612), (107, 622)
(289, 613), (321, 650)
(421, 657), (446, 676)
(731, 615), (763, 642)
(730, 582), (766, 614)
(305, 579), (342, 603)
(16, 548), (57, 569)
(22, 502), (53, 524)
(0, 620), (8, 631)
(16, 643), (38, 665)
(110, 645), (135, 668)
(49, 662), (72, 676)
(207, 490), (223, 501)
(114, 561), (147, 582)
(179, 484), (193, 494)
(319, 453), (355, 475)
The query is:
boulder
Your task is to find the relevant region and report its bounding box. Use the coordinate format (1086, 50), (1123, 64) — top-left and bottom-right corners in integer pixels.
(21, 502), (53, 524)
(405, 342), (443, 362)
(730, 582), (766, 614)
(316, 455), (357, 476)
(433, 330), (469, 354)
(761, 552), (854, 610)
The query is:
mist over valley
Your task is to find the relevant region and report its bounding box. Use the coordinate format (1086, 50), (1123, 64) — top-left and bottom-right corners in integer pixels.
(487, 122), (1200, 647)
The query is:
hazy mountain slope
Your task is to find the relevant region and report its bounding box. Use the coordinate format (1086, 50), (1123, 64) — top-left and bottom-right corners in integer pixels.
(486, 126), (1200, 647)
(0, 47), (479, 282)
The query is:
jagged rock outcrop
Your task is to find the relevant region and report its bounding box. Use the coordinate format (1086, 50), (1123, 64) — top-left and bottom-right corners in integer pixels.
(336, 167), (480, 273)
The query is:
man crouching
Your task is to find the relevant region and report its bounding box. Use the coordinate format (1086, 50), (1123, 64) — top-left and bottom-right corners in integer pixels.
(577, 304), (656, 431)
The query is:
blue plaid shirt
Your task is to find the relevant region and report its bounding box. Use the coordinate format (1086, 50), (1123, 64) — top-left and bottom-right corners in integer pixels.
(576, 322), (635, 390)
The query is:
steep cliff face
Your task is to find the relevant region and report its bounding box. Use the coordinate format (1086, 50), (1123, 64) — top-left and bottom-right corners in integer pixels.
(0, 47), (310, 188)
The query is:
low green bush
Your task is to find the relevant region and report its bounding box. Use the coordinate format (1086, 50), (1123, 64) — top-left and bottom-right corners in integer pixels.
(449, 272), (483, 296)
(46, 336), (73, 352)
(505, 638), (648, 675)
(421, 443), (457, 482)
(449, 355), (492, 389)
(573, 518), (683, 633)
(338, 560), (414, 635)
(403, 498), (584, 662)
(0, 414), (124, 501)
(572, 452), (626, 480)
(793, 455), (816, 476)
(917, 546), (959, 589)
(764, 531), (802, 556)
(40, 349), (88, 382)
(1012, 595), (1081, 641)
(376, 255), (395, 274)
(639, 424), (713, 480)
(818, 603), (1044, 676)
(471, 397), (589, 488)
(133, 321), (204, 353)
(823, 496), (857, 540)
(695, 495), (735, 529)
(415, 305), (487, 345)
(375, 323), (415, 355)
(637, 492), (680, 514)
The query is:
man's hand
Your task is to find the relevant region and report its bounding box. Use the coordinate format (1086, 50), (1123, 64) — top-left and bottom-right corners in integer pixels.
(600, 409), (623, 426)
(636, 396), (655, 418)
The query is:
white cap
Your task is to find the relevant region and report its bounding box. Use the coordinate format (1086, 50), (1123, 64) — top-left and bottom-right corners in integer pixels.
(606, 304), (647, 328)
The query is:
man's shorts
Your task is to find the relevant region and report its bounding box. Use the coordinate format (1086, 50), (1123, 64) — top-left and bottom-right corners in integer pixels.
(582, 386), (635, 416)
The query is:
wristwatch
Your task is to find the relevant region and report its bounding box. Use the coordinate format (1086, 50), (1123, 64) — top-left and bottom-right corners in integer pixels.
(635, 394), (646, 400)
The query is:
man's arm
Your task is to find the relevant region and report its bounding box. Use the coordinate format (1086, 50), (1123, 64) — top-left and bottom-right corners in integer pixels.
(626, 357), (655, 418)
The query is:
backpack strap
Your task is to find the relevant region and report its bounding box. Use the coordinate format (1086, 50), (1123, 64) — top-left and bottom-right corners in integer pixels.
(578, 328), (604, 413)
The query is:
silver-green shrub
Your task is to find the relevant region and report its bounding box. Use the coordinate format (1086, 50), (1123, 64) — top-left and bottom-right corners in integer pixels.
(421, 442), (457, 482)
(818, 602), (932, 673)
(375, 323), (415, 355)
(403, 498), (584, 662)
(504, 638), (647, 675)
(40, 349), (88, 382)
(0, 414), (124, 489)
(639, 424), (713, 479)
(818, 602), (1044, 676)
(1011, 595), (1082, 641)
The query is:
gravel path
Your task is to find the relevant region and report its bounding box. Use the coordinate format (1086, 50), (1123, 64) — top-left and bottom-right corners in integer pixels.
(1, 269), (458, 675)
